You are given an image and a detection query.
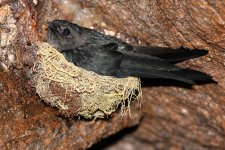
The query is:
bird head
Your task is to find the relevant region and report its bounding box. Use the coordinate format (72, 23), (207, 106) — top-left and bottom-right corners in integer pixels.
(47, 20), (83, 52)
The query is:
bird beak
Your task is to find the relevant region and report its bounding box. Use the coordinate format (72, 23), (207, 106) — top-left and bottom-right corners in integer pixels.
(47, 21), (57, 31)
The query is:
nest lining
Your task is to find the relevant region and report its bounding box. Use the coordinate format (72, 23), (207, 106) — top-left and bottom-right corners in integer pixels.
(32, 42), (142, 119)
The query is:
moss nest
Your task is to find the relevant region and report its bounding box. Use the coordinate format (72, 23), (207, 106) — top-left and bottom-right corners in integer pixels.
(32, 42), (142, 119)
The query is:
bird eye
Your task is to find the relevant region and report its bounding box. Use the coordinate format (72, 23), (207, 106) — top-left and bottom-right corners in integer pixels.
(62, 28), (70, 36)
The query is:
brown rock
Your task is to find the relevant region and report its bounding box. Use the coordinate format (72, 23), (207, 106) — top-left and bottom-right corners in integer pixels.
(79, 0), (225, 149)
(1, 0), (225, 149)
(0, 1), (141, 149)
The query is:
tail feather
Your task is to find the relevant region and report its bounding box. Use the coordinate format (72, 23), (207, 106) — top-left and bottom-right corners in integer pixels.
(174, 69), (216, 83)
(118, 53), (214, 84)
(134, 46), (208, 62)
(118, 67), (214, 84)
(118, 68), (195, 84)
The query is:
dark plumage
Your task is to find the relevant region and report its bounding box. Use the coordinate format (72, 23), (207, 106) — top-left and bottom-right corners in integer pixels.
(47, 19), (215, 84)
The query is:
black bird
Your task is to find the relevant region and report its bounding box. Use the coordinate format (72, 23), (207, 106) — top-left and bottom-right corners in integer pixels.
(47, 20), (214, 84)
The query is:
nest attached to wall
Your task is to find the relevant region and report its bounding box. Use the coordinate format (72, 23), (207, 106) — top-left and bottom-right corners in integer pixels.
(32, 42), (142, 119)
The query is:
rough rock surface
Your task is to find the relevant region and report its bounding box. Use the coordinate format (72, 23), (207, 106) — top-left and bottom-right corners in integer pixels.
(1, 0), (225, 149)
(81, 0), (225, 149)
(0, 1), (141, 149)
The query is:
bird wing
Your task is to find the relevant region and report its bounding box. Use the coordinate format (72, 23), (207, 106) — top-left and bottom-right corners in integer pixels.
(87, 29), (208, 63)
(87, 43), (123, 76)
(61, 43), (123, 76)
(61, 43), (213, 84)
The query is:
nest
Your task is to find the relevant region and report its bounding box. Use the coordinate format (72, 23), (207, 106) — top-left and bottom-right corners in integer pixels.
(32, 42), (142, 119)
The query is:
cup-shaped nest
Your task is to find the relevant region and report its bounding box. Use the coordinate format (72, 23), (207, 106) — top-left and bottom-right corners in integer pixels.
(32, 42), (142, 119)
